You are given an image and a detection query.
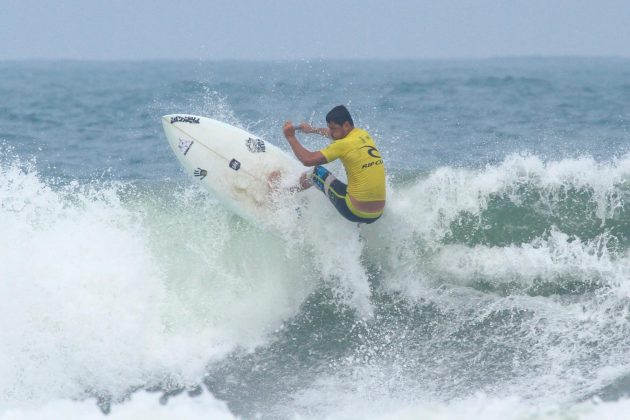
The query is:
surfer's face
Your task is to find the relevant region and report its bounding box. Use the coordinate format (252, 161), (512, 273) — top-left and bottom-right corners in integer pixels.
(327, 121), (353, 140)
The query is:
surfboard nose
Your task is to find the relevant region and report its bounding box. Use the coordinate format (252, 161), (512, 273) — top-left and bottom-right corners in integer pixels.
(161, 116), (176, 141)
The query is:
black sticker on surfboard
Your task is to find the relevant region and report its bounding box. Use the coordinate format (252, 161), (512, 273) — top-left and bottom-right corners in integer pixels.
(171, 115), (200, 124)
(178, 138), (193, 155)
(229, 159), (241, 171)
(246, 137), (266, 153)
(194, 168), (207, 180)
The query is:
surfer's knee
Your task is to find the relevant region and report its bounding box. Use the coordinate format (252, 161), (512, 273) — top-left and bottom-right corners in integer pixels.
(311, 165), (332, 192)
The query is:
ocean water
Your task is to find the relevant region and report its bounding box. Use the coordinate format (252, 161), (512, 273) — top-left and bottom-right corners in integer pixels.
(1, 58), (630, 419)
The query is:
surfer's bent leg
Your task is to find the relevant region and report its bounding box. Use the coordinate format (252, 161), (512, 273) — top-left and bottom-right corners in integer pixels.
(310, 166), (381, 224)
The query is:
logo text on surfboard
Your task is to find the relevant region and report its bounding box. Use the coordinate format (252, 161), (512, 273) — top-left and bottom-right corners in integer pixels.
(246, 138), (266, 153)
(178, 138), (193, 155)
(171, 115), (200, 124)
(229, 159), (241, 171)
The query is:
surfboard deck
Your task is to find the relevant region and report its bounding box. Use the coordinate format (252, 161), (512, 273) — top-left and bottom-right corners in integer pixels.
(162, 114), (304, 224)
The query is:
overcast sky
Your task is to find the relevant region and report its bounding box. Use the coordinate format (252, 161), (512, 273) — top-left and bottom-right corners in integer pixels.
(1, 0), (629, 60)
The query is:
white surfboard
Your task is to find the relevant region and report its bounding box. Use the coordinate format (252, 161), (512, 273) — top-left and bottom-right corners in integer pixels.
(162, 114), (304, 224)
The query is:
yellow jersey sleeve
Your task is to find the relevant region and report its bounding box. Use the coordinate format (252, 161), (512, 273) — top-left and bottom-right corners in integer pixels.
(319, 140), (349, 162)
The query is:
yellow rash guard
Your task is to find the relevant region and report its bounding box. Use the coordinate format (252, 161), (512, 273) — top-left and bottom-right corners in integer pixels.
(319, 128), (386, 201)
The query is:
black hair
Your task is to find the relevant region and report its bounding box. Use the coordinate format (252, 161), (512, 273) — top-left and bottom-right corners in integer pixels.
(325, 105), (354, 126)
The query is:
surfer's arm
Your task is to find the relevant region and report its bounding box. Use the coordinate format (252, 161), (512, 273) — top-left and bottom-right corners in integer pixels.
(283, 121), (327, 167)
(298, 122), (331, 139)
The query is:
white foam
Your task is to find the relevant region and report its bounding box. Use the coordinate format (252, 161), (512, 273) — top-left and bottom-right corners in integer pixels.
(388, 153), (630, 247)
(7, 392), (630, 420)
(0, 160), (314, 411)
(363, 153), (630, 291)
(0, 391), (236, 420)
(286, 378), (630, 420)
(352, 154), (630, 408)
(431, 228), (630, 288)
(342, 395), (630, 420)
(2, 151), (629, 415)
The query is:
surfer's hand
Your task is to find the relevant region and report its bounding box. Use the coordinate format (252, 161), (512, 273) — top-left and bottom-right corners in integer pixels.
(283, 121), (296, 139)
(297, 122), (314, 133)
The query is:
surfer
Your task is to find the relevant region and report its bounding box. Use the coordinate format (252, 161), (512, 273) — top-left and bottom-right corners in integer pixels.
(280, 105), (386, 224)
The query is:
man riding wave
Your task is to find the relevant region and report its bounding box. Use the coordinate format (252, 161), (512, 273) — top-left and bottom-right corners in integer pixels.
(280, 105), (386, 224)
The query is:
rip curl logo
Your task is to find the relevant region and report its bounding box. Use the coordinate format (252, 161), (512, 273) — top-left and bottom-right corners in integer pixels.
(229, 159), (241, 171)
(361, 159), (383, 169)
(194, 168), (207, 180)
(178, 138), (193, 155)
(170, 115), (200, 124)
(246, 138), (266, 153)
(361, 145), (381, 159)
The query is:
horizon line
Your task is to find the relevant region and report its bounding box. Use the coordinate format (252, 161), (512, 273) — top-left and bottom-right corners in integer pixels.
(1, 54), (629, 63)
